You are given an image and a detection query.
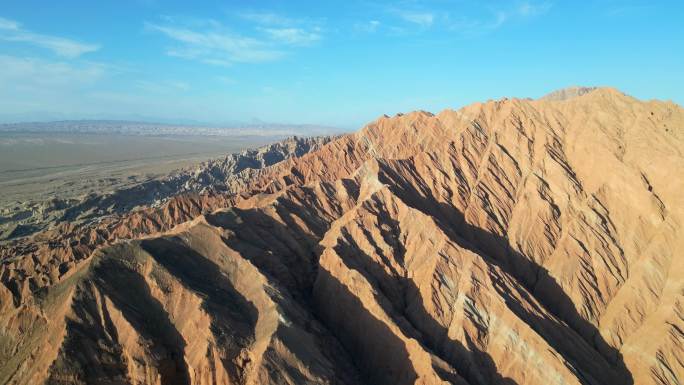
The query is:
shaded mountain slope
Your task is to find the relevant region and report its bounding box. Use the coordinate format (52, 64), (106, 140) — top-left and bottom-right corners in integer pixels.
(1, 88), (683, 385)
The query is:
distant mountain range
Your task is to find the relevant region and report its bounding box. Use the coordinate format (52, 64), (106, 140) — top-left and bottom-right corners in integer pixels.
(0, 119), (344, 137)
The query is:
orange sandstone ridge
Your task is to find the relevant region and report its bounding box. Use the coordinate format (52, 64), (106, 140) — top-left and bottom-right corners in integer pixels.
(1, 87), (683, 385)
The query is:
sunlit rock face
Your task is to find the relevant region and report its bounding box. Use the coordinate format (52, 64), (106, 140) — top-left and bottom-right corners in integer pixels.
(1, 88), (683, 385)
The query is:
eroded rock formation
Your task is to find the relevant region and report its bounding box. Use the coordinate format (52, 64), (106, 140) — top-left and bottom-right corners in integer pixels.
(1, 88), (682, 384)
(0, 136), (334, 241)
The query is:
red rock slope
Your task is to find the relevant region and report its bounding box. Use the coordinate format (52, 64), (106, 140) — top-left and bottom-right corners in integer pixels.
(1, 88), (682, 385)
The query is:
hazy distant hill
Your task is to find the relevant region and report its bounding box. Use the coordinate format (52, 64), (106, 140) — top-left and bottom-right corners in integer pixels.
(0, 119), (343, 136)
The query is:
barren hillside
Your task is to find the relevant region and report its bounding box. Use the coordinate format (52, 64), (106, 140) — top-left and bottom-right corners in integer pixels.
(1, 88), (682, 385)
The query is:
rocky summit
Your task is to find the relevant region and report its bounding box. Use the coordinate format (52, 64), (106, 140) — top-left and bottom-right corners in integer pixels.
(1, 87), (683, 385)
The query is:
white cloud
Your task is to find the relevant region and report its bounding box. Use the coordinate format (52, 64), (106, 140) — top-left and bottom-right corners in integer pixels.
(0, 54), (107, 114)
(443, 1), (552, 35)
(147, 22), (285, 65)
(0, 54), (205, 121)
(262, 27), (321, 45)
(487, 1), (552, 28)
(0, 17), (20, 30)
(354, 20), (381, 33)
(239, 12), (295, 26)
(0, 55), (105, 87)
(381, 1), (551, 35)
(148, 15), (323, 65)
(0, 16), (99, 57)
(606, 4), (652, 17)
(3, 33), (100, 58)
(368, 20), (381, 32)
(216, 76), (236, 85)
(517, 2), (553, 17)
(398, 11), (435, 27)
(135, 79), (190, 93)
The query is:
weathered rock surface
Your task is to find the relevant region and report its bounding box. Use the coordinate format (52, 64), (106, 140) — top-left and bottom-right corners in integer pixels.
(0, 136), (333, 241)
(1, 88), (683, 384)
(539, 86), (599, 101)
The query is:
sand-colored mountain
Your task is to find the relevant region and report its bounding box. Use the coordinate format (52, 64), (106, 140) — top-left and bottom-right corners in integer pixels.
(0, 87), (682, 384)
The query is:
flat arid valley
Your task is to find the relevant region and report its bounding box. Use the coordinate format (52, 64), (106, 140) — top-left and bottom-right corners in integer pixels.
(1, 2), (682, 385)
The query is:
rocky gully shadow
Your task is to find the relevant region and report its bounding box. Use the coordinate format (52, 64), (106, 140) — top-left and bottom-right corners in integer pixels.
(333, 213), (517, 385)
(377, 162), (634, 385)
(90, 256), (192, 385)
(139, 237), (259, 384)
(206, 184), (518, 384)
(314, 266), (420, 385)
(47, 284), (134, 384)
(204, 209), (368, 385)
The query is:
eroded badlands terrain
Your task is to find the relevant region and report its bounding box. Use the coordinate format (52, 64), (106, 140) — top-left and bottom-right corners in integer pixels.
(1, 88), (682, 385)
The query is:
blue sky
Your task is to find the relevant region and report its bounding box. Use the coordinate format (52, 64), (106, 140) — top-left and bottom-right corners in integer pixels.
(0, 1), (682, 129)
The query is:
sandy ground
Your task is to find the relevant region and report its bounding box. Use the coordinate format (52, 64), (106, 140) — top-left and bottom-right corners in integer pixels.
(0, 132), (280, 206)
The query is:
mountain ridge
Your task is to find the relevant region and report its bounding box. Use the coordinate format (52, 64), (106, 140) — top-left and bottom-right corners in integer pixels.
(0, 87), (682, 385)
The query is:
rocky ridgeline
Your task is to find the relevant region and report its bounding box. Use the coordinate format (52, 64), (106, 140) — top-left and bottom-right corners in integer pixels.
(0, 136), (334, 241)
(0, 88), (682, 385)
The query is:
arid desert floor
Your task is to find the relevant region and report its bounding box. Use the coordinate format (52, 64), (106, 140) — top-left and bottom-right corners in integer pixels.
(0, 133), (278, 203)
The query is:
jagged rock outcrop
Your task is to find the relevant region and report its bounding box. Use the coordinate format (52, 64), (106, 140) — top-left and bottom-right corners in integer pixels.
(0, 88), (682, 385)
(0, 136), (332, 305)
(0, 136), (334, 240)
(539, 86), (599, 101)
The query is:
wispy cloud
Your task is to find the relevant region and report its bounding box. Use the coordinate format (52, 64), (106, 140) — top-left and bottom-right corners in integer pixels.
(0, 16), (99, 57)
(478, 1), (552, 31)
(379, 1), (551, 36)
(605, 4), (652, 17)
(148, 14), (323, 66)
(135, 79), (190, 93)
(0, 54), (105, 87)
(215, 76), (236, 85)
(240, 11), (323, 45)
(354, 20), (381, 34)
(516, 2), (553, 18)
(397, 11), (435, 27)
(262, 27), (321, 45)
(0, 17), (20, 30)
(0, 54), (108, 114)
(239, 12), (296, 26)
(147, 22), (284, 64)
